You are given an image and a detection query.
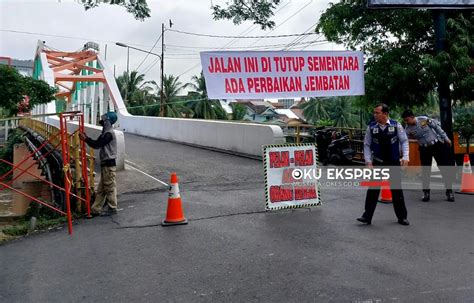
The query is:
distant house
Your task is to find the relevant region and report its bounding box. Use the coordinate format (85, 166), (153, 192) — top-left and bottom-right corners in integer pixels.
(0, 59), (34, 77)
(231, 100), (280, 122)
(275, 108), (307, 124)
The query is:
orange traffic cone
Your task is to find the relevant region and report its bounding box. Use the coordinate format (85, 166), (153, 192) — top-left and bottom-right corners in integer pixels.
(457, 154), (474, 195)
(378, 186), (393, 203)
(162, 172), (188, 226)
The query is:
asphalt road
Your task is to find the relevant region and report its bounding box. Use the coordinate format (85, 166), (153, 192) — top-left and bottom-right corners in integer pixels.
(1, 133), (473, 302)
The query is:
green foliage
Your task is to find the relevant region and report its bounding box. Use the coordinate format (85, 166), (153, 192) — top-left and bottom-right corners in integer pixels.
(453, 105), (474, 154)
(0, 66), (56, 116)
(301, 97), (359, 127)
(80, 0), (150, 20)
(329, 97), (358, 128)
(212, 0), (281, 30)
(314, 119), (335, 127)
(116, 70), (156, 108)
(300, 98), (330, 123)
(187, 71), (227, 120)
(1, 217), (66, 237)
(161, 74), (188, 118)
(231, 103), (246, 120)
(423, 13), (474, 104)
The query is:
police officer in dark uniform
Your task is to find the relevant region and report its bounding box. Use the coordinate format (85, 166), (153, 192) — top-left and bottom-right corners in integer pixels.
(357, 104), (410, 226)
(402, 110), (455, 202)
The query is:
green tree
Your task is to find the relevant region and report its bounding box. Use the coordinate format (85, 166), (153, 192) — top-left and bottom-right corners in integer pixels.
(115, 70), (155, 107)
(453, 105), (474, 154)
(187, 71), (226, 120)
(160, 74), (188, 118)
(0, 65), (56, 116)
(80, 0), (150, 20)
(328, 97), (358, 128)
(212, 0), (281, 30)
(423, 13), (474, 104)
(300, 98), (330, 124)
(231, 103), (246, 120)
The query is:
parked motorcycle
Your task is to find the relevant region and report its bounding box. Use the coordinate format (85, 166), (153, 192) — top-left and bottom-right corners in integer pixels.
(326, 133), (355, 165)
(313, 127), (334, 165)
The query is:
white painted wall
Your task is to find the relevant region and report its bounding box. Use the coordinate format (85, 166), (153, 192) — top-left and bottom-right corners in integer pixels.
(119, 116), (285, 158)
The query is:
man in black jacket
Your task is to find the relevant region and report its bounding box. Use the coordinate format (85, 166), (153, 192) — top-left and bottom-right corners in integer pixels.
(80, 112), (118, 216)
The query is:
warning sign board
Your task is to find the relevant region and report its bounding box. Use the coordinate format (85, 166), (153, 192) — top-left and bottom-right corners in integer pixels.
(263, 143), (321, 211)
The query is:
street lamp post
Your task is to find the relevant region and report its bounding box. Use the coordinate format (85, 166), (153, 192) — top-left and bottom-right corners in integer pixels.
(116, 42), (164, 116)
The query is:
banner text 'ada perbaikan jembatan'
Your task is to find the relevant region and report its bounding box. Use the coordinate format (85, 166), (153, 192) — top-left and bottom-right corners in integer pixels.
(200, 51), (365, 99)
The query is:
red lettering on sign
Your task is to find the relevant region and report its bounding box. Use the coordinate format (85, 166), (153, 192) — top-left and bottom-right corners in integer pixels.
(225, 78), (246, 93)
(294, 149), (314, 166)
(270, 185), (294, 202)
(208, 57), (242, 73)
(269, 151), (290, 168)
(294, 185), (317, 201)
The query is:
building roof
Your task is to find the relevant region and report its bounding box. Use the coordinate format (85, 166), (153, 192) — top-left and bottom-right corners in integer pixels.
(11, 59), (34, 69)
(290, 108), (306, 121)
(232, 100), (275, 115)
(275, 109), (299, 119)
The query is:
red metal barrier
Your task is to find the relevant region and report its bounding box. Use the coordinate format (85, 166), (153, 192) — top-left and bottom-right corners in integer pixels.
(0, 112), (91, 235)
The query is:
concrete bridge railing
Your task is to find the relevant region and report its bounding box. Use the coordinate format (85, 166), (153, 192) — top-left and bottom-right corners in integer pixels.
(117, 114), (285, 159)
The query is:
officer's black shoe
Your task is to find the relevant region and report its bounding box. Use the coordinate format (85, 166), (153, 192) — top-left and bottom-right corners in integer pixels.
(398, 219), (410, 226)
(421, 190), (430, 202)
(356, 217), (371, 225)
(446, 190), (455, 202)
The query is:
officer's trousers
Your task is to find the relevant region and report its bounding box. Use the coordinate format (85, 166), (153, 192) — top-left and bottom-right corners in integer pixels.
(419, 142), (455, 191)
(363, 162), (407, 221)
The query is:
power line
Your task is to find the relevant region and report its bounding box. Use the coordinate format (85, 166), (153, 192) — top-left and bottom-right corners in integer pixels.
(248, 0), (313, 47)
(167, 28), (319, 39)
(136, 32), (163, 72)
(0, 29), (153, 49)
(165, 39), (326, 50)
(283, 21), (319, 50)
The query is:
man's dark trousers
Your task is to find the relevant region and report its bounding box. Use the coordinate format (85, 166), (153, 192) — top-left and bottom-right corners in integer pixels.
(363, 161), (408, 221)
(420, 142), (454, 191)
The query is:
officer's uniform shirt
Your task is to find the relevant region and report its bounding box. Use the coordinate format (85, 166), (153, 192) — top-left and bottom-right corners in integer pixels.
(363, 120), (409, 163)
(405, 116), (449, 147)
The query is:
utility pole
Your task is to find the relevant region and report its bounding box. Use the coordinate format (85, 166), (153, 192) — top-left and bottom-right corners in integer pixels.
(160, 23), (165, 117)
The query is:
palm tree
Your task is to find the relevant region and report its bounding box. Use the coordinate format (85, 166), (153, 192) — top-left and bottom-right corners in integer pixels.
(300, 98), (330, 124)
(115, 71), (156, 107)
(328, 97), (358, 128)
(158, 74), (188, 117)
(231, 103), (246, 120)
(187, 71), (226, 120)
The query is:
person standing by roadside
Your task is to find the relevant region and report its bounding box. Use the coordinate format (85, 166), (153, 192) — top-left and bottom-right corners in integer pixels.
(402, 110), (455, 202)
(79, 112), (118, 216)
(357, 103), (410, 226)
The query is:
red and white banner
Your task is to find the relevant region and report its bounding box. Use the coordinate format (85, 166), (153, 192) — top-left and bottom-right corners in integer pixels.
(200, 51), (365, 99)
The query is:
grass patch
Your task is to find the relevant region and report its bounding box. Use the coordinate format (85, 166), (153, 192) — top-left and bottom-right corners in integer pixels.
(1, 216), (67, 237)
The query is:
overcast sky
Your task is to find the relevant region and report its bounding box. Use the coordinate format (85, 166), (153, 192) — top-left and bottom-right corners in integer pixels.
(0, 0), (342, 89)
